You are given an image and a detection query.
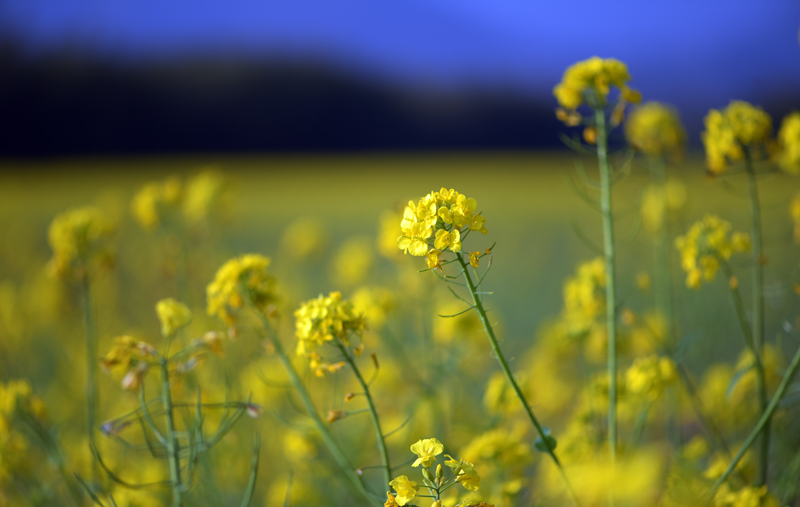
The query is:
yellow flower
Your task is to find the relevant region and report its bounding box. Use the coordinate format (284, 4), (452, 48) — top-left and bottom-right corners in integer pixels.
(410, 437), (444, 467)
(398, 188), (487, 260)
(426, 249), (442, 270)
(640, 179), (687, 233)
(625, 102), (686, 158)
(625, 355), (677, 401)
(182, 169), (229, 223)
(130, 177), (182, 230)
(384, 492), (399, 507)
(469, 251), (481, 268)
(702, 101), (772, 174)
(155, 298), (192, 337)
(561, 257), (606, 337)
(331, 236), (374, 286)
(47, 206), (114, 278)
(100, 336), (156, 373)
(434, 229), (462, 252)
(294, 292), (365, 371)
(206, 254), (278, 324)
(389, 475), (418, 506)
(777, 111), (800, 175)
(675, 215), (750, 288)
(553, 57), (639, 111)
(456, 460), (481, 491)
(280, 218), (326, 259)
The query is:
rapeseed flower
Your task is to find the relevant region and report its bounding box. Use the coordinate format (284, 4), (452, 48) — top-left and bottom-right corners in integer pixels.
(131, 177), (182, 231)
(280, 218), (326, 260)
(206, 254), (278, 324)
(410, 437), (443, 467)
(675, 215), (750, 288)
(182, 169), (229, 223)
(389, 475), (418, 506)
(398, 188), (487, 263)
(777, 111), (800, 174)
(553, 57), (640, 111)
(702, 101), (772, 173)
(155, 298), (192, 337)
(640, 179), (687, 233)
(625, 355), (677, 402)
(625, 102), (686, 159)
(47, 206), (113, 278)
(294, 291), (365, 373)
(561, 257), (606, 337)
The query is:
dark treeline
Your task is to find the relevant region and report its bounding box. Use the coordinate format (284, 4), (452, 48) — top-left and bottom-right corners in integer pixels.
(0, 43), (568, 158)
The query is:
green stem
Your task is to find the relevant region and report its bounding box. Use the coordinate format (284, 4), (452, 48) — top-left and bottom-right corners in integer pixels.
(78, 267), (99, 484)
(454, 252), (579, 507)
(252, 309), (382, 505)
(595, 105), (618, 470)
(706, 343), (800, 503)
(744, 148), (770, 486)
(722, 261), (769, 481)
(337, 342), (392, 492)
(160, 357), (183, 507)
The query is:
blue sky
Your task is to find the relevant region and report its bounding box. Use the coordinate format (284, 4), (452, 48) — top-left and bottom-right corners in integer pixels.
(2, 1), (799, 120)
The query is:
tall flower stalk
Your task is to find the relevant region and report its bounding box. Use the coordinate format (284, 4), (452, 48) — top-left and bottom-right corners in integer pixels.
(397, 188), (579, 506)
(701, 101), (773, 486)
(554, 57), (642, 473)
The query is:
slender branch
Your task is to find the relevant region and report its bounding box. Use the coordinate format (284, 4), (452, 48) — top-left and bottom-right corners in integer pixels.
(706, 344), (800, 503)
(744, 147), (770, 486)
(337, 341), (392, 492)
(160, 357), (183, 507)
(453, 252), (580, 507)
(251, 308), (381, 505)
(594, 103), (619, 475)
(78, 267), (99, 468)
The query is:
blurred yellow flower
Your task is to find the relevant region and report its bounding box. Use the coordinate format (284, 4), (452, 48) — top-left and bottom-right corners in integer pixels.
(561, 257), (606, 337)
(280, 217), (326, 260)
(553, 57), (639, 110)
(675, 215), (750, 288)
(389, 475), (418, 506)
(640, 179), (687, 233)
(206, 254), (278, 324)
(625, 102), (686, 159)
(130, 177), (182, 231)
(777, 111), (800, 175)
(155, 298), (192, 337)
(47, 206), (114, 278)
(410, 437), (444, 467)
(182, 169), (229, 223)
(702, 101), (772, 174)
(351, 286), (395, 330)
(625, 355), (677, 401)
(331, 236), (374, 286)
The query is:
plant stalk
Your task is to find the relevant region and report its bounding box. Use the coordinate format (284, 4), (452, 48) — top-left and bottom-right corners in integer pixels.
(160, 357), (183, 507)
(454, 252), (579, 507)
(706, 343), (800, 503)
(744, 148), (770, 486)
(337, 342), (392, 492)
(252, 309), (382, 505)
(595, 105), (618, 471)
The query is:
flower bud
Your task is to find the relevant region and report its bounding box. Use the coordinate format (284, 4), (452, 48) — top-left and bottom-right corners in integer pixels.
(422, 468), (434, 482)
(436, 464), (443, 479)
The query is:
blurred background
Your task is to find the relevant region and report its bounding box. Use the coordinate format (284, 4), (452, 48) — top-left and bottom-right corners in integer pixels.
(1, 0), (799, 157)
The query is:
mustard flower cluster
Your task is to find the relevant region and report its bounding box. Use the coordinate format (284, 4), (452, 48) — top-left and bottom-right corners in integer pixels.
(0, 380), (46, 481)
(624, 102), (686, 159)
(702, 101), (773, 174)
(640, 180), (687, 233)
(777, 111), (800, 175)
(206, 254), (278, 324)
(675, 215), (751, 289)
(100, 335), (157, 391)
(132, 169), (229, 230)
(625, 354), (677, 402)
(387, 437), (482, 507)
(397, 188), (488, 269)
(294, 291), (366, 376)
(47, 206), (114, 278)
(714, 484), (781, 507)
(553, 57), (640, 110)
(156, 298), (192, 337)
(561, 257), (606, 337)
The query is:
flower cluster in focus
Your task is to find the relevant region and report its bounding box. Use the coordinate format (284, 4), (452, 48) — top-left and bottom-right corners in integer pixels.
(294, 291), (366, 376)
